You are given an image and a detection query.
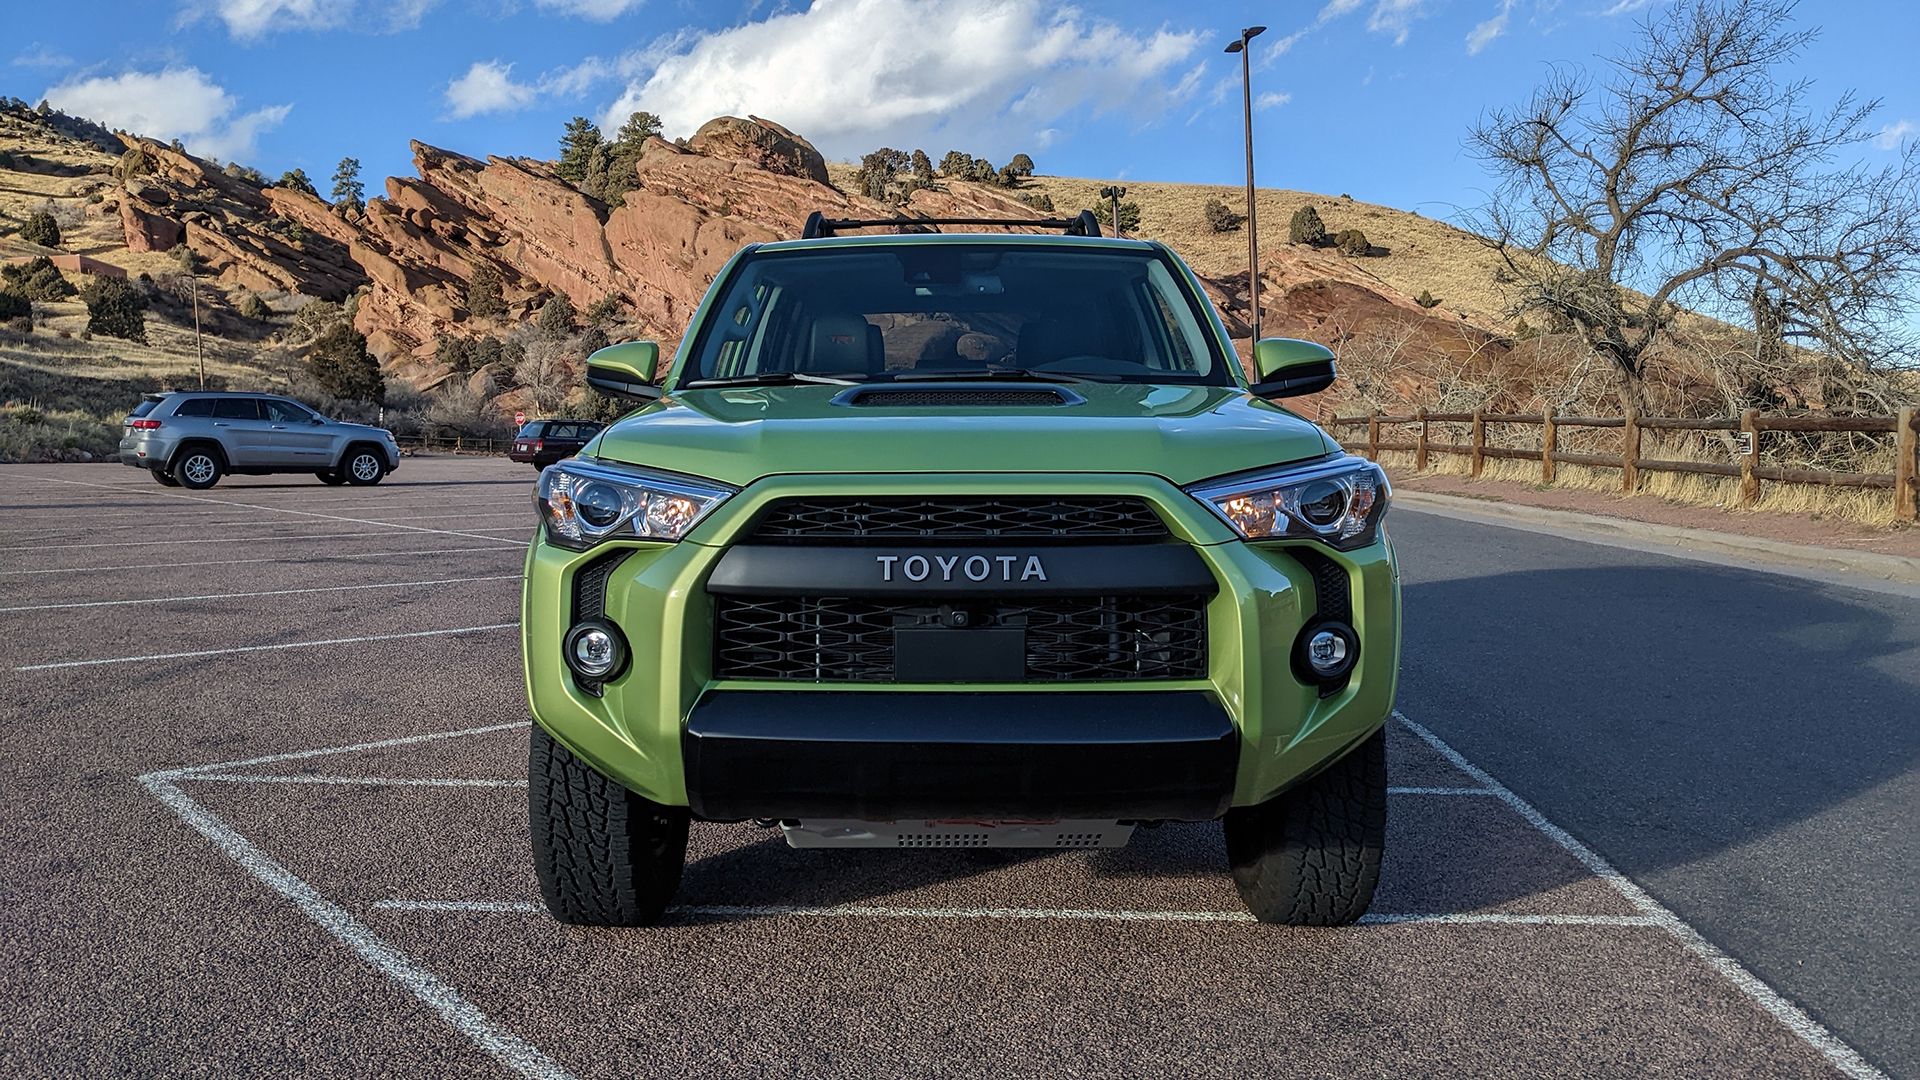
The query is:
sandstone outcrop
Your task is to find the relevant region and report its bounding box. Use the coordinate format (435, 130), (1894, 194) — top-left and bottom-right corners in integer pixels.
(686, 116), (830, 184)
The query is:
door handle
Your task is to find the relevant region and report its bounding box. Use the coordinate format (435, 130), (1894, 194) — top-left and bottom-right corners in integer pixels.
(212, 422), (230, 427)
(270, 425), (288, 430)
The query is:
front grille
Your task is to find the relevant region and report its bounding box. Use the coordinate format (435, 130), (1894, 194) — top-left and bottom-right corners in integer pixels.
(713, 595), (1208, 682)
(749, 497), (1167, 543)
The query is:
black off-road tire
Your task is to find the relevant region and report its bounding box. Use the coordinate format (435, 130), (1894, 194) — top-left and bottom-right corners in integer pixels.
(171, 446), (224, 490)
(1223, 727), (1387, 925)
(315, 470), (347, 485)
(341, 445), (387, 486)
(529, 722), (689, 927)
(151, 468), (181, 487)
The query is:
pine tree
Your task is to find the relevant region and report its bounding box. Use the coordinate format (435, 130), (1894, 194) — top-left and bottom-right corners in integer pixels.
(277, 168), (316, 196)
(331, 157), (364, 209)
(308, 322), (385, 404)
(556, 117), (603, 185)
(467, 264), (505, 319)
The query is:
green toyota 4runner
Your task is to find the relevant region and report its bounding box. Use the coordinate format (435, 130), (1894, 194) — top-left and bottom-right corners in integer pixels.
(523, 213), (1399, 927)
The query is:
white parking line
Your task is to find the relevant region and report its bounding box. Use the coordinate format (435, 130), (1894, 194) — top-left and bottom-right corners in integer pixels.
(1, 530), (410, 551)
(188, 774), (527, 788)
(1386, 786), (1496, 796)
(19, 475), (524, 545)
(368, 899), (1665, 927)
(0, 545), (525, 577)
(1391, 710), (1885, 1080)
(15, 622), (518, 671)
(16, 510), (531, 537)
(0, 575), (520, 613)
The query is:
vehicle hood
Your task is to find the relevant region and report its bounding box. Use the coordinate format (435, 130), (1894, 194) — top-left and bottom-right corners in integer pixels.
(589, 382), (1338, 487)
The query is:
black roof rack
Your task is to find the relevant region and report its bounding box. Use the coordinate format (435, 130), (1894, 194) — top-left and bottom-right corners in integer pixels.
(800, 209), (1102, 240)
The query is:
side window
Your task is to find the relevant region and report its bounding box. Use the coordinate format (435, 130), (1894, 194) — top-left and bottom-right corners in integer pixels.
(516, 422), (544, 438)
(173, 398), (216, 417)
(263, 400), (312, 423)
(213, 398), (262, 420)
(546, 423), (580, 440)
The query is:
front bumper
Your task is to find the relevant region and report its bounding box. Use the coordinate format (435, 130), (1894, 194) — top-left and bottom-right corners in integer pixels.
(523, 471), (1400, 817)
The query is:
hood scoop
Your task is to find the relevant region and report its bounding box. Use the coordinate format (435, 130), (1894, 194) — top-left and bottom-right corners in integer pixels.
(833, 382), (1083, 408)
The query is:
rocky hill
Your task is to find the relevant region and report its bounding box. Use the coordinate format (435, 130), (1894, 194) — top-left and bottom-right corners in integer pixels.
(2, 104), (1510, 435)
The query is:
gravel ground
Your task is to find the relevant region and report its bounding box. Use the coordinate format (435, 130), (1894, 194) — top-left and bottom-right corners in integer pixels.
(0, 458), (1893, 1078)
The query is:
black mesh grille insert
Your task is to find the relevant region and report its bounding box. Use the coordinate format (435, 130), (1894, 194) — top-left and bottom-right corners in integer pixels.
(1287, 546), (1353, 697)
(749, 497), (1167, 543)
(713, 595), (1208, 682)
(569, 550), (631, 696)
(847, 388), (1068, 407)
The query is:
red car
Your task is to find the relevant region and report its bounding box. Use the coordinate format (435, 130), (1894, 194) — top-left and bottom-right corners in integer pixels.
(509, 419), (606, 470)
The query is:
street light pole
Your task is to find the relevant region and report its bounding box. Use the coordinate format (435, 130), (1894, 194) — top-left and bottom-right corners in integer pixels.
(1225, 25), (1266, 342)
(1099, 184), (1127, 238)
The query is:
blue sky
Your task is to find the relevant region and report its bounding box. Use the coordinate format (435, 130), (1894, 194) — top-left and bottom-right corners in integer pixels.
(8, 0), (1916, 224)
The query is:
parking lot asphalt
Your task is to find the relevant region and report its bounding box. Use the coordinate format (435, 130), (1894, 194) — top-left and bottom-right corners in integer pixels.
(0, 457), (1906, 1078)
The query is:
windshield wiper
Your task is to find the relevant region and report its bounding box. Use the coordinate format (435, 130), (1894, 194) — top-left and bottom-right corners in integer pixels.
(680, 372), (861, 389)
(888, 367), (1106, 384)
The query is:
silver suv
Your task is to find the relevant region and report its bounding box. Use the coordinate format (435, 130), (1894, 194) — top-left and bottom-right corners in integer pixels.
(119, 392), (401, 490)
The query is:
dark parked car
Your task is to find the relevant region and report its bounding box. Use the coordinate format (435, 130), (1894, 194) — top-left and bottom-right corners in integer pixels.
(509, 419), (606, 470)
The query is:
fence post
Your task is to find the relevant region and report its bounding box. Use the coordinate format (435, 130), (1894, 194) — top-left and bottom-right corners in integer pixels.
(1896, 406), (1917, 522)
(1621, 407), (1640, 493)
(455, 436), (464, 453)
(1541, 406), (1557, 483)
(1470, 408), (1485, 478)
(1415, 408), (1429, 471)
(1739, 409), (1760, 506)
(1367, 413), (1381, 460)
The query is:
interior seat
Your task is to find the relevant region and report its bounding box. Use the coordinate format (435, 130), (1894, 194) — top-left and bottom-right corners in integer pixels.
(808, 315), (882, 374)
(1016, 318), (1081, 367)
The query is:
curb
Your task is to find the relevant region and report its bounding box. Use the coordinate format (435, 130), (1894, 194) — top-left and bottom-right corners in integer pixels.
(1394, 490), (1920, 587)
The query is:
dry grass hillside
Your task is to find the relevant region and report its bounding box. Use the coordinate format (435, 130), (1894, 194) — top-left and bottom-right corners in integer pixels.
(826, 164), (1516, 327)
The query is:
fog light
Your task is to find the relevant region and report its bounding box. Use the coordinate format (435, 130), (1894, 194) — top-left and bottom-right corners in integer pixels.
(1293, 622), (1358, 683)
(564, 620), (627, 681)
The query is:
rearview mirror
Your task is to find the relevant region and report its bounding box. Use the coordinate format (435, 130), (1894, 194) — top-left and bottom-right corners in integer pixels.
(1248, 338), (1336, 399)
(585, 340), (663, 401)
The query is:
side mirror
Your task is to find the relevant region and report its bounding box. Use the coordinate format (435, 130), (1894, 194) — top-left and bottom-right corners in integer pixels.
(584, 340), (663, 401)
(1248, 338), (1337, 399)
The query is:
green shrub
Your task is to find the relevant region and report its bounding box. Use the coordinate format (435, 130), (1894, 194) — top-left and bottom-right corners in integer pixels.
(1415, 289), (1441, 308)
(467, 265), (505, 318)
(307, 322), (384, 403)
(238, 292), (272, 320)
(112, 147), (153, 180)
(585, 293), (623, 327)
(435, 334), (480, 374)
(577, 324), (609, 356)
(2, 257), (77, 301)
(1334, 228), (1372, 256)
(538, 294), (577, 340)
(1005, 153), (1035, 179)
(0, 290), (30, 321)
(1093, 199), (1141, 233)
(1289, 206), (1327, 246)
(1203, 198), (1245, 233)
(19, 210), (60, 248)
(938, 150), (971, 177)
(1016, 192), (1055, 213)
(857, 147), (910, 202)
(910, 149), (934, 184)
(277, 168), (317, 196)
(81, 277), (146, 342)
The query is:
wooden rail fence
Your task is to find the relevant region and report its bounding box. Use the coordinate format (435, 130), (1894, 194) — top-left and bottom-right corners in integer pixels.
(1329, 405), (1919, 523)
(394, 434), (506, 455)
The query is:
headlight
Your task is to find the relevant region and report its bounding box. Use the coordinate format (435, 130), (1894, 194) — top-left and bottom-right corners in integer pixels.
(1186, 456), (1389, 549)
(536, 458), (734, 549)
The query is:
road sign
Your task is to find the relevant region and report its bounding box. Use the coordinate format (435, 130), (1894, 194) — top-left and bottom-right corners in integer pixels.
(514, 410), (526, 427)
(1734, 432), (1754, 456)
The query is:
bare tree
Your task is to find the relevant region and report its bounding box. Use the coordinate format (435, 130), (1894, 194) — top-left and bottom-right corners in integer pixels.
(1469, 0), (1920, 412)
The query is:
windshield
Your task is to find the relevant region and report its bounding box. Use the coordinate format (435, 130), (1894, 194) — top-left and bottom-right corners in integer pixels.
(680, 246), (1232, 386)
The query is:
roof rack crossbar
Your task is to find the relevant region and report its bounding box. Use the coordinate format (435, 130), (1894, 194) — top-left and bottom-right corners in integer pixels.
(800, 210), (1102, 240)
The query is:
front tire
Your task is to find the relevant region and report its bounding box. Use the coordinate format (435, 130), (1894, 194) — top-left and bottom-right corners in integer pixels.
(1224, 727), (1386, 925)
(171, 448), (223, 490)
(529, 723), (688, 927)
(341, 447), (386, 486)
(151, 468), (181, 487)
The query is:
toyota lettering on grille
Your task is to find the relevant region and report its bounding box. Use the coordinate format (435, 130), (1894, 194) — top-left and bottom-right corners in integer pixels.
(876, 553), (1048, 583)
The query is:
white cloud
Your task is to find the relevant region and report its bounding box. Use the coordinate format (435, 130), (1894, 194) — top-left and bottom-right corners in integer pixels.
(598, 0), (1202, 160)
(1601, 0), (1661, 13)
(42, 67), (290, 162)
(1254, 91), (1291, 111)
(1874, 119), (1915, 150)
(534, 0), (645, 18)
(11, 43), (73, 70)
(1366, 0), (1431, 44)
(177, 0), (438, 38)
(1466, 0), (1517, 54)
(444, 61), (537, 119)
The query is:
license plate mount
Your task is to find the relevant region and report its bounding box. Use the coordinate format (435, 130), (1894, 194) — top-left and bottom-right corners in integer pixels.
(893, 627), (1025, 682)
